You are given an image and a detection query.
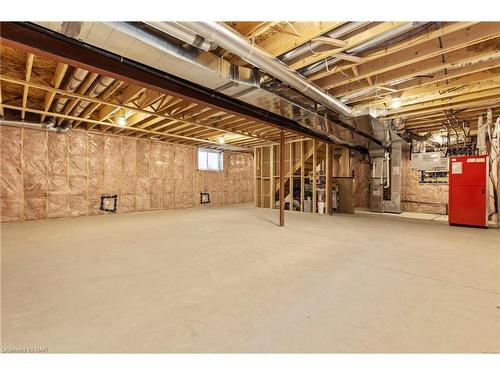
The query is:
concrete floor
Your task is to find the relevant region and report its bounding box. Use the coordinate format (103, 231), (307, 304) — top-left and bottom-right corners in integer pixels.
(1, 206), (499, 353)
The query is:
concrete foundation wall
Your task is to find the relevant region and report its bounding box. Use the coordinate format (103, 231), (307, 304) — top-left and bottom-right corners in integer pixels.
(0, 126), (254, 222)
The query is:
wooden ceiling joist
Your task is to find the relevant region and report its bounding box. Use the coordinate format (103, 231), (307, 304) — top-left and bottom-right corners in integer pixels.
(0, 22), (333, 145)
(317, 23), (500, 92)
(41, 61), (68, 121)
(21, 53), (34, 120)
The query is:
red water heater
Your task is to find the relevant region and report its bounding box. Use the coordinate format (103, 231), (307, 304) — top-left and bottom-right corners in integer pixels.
(448, 155), (489, 228)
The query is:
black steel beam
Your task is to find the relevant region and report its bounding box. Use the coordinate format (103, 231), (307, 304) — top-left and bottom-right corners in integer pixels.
(0, 22), (352, 147)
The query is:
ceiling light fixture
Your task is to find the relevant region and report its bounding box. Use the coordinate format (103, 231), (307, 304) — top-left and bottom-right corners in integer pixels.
(391, 97), (402, 109)
(217, 136), (225, 144)
(116, 116), (127, 127)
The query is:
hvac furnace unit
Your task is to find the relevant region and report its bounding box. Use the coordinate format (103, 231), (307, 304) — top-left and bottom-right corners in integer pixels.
(448, 155), (489, 228)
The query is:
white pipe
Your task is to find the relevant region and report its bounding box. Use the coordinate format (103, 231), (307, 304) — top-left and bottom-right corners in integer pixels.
(384, 152), (390, 188)
(176, 21), (353, 117)
(0, 119), (67, 132)
(145, 22), (217, 51)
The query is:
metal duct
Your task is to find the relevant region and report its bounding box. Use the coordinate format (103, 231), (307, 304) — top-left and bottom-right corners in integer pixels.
(176, 21), (353, 117)
(104, 22), (358, 146)
(0, 119), (70, 133)
(339, 86), (381, 103)
(145, 22), (217, 51)
(390, 118), (433, 144)
(105, 22), (260, 88)
(34, 21), (384, 149)
(280, 22), (370, 62)
(70, 75), (115, 120)
(299, 22), (427, 77)
(53, 68), (88, 113)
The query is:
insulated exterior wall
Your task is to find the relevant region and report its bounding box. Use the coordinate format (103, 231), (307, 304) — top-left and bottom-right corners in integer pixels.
(401, 151), (448, 214)
(0, 126), (254, 222)
(197, 152), (254, 206)
(0, 127), (23, 221)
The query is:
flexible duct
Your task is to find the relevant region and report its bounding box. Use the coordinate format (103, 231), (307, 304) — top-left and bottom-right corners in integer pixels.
(279, 22), (369, 62)
(70, 75), (115, 121)
(299, 22), (426, 77)
(176, 21), (354, 117)
(53, 68), (88, 113)
(344, 48), (500, 103)
(145, 22), (217, 51)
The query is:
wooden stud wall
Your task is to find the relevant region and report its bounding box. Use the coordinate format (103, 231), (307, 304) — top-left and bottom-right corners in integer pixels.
(255, 138), (330, 213)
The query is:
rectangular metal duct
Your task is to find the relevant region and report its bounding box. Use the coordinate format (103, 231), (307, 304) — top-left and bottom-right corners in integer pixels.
(31, 21), (386, 150)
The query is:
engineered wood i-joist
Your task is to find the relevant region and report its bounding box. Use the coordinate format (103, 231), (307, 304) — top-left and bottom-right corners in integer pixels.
(0, 76), (266, 144)
(41, 61), (68, 121)
(21, 53), (34, 120)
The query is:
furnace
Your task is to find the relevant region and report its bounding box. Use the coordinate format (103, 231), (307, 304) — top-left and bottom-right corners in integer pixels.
(448, 155), (489, 228)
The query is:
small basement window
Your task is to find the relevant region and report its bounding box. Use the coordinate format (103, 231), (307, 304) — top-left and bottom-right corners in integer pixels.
(198, 148), (224, 171)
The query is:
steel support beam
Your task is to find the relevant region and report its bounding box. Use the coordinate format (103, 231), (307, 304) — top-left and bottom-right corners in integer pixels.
(0, 22), (338, 145)
(279, 130), (285, 227)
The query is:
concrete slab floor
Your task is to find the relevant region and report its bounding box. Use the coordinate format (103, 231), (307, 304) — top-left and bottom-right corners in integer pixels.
(1, 206), (499, 353)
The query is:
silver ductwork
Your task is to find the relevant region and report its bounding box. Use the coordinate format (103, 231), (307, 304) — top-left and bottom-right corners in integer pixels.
(368, 125), (405, 214)
(37, 21), (391, 149)
(299, 22), (427, 77)
(70, 75), (115, 120)
(0, 119), (71, 133)
(53, 68), (88, 113)
(105, 22), (260, 89)
(99, 22), (360, 146)
(145, 22), (217, 51)
(51, 66), (114, 126)
(340, 86), (381, 104)
(279, 22), (370, 62)
(176, 21), (353, 118)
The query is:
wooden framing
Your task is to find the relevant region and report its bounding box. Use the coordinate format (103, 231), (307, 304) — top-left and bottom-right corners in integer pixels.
(41, 62), (68, 121)
(279, 130), (285, 226)
(270, 144), (275, 209)
(288, 22), (408, 71)
(312, 140), (317, 214)
(224, 21), (499, 135)
(325, 143), (332, 214)
(1, 21), (499, 155)
(0, 81), (3, 117)
(21, 53), (34, 120)
(0, 24), (332, 150)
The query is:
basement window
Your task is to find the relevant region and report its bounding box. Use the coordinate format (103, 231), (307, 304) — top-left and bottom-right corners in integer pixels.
(198, 148), (224, 171)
